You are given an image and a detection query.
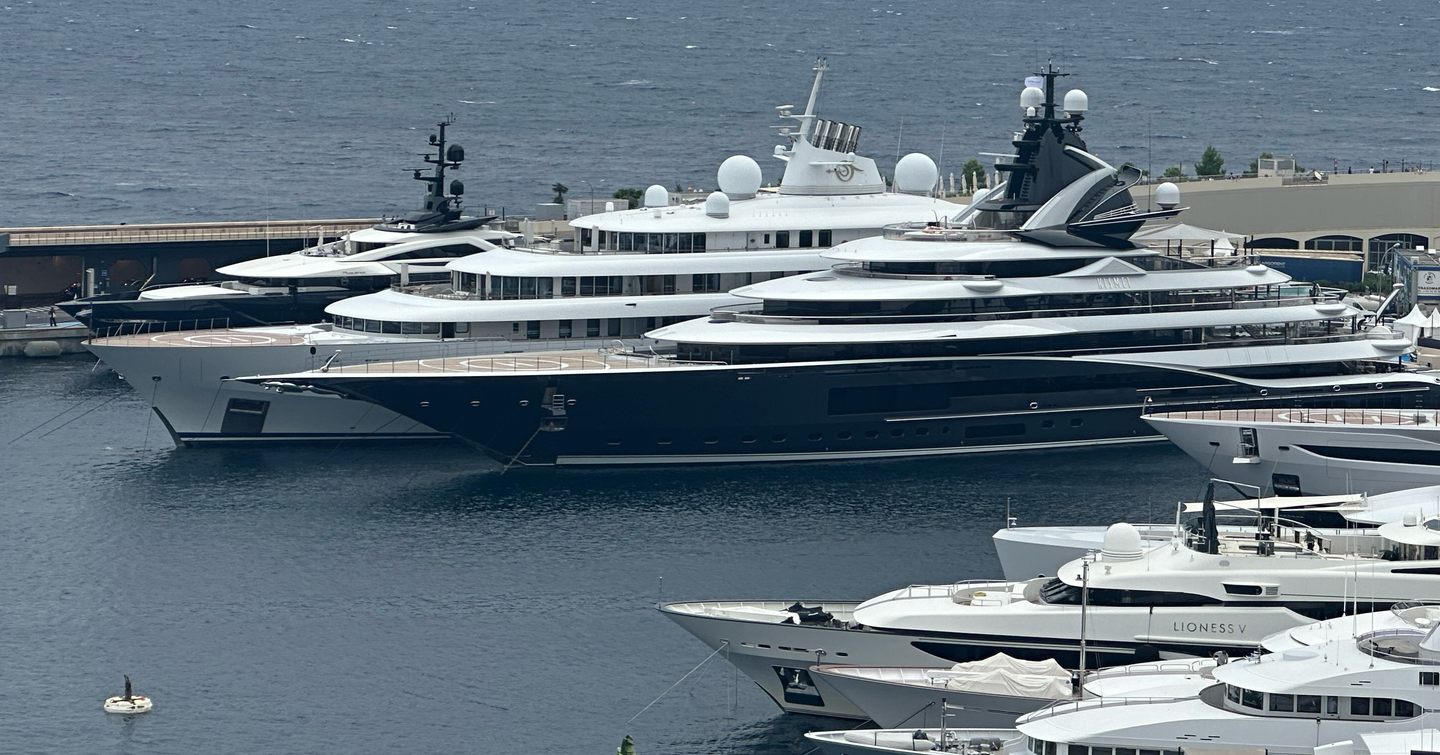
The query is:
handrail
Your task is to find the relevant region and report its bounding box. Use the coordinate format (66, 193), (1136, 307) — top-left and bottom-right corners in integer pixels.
(4, 220), (377, 247)
(707, 295), (1338, 326)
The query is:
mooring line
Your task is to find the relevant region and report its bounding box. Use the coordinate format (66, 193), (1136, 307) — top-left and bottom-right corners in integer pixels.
(627, 641), (729, 725)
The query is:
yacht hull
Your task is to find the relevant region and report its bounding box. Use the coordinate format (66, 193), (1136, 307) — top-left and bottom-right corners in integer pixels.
(659, 599), (1305, 719)
(1146, 410), (1440, 496)
(288, 355), (1440, 466)
(65, 288), (371, 334)
(86, 331), (446, 445)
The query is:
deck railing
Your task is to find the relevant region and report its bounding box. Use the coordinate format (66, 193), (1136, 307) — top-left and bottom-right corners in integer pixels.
(3, 219), (376, 247)
(1148, 407), (1439, 426)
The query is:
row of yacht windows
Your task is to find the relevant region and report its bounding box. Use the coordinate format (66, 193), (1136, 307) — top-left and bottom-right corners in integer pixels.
(1224, 684), (1420, 718)
(864, 254), (1193, 278)
(760, 287), (1316, 319)
(579, 230), (838, 252)
(331, 316), (685, 339)
(449, 271), (803, 299)
(1026, 738), (1180, 755)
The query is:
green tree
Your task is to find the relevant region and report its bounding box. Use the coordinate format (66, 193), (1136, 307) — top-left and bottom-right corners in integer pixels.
(1194, 145), (1224, 176)
(612, 187), (645, 208)
(550, 182), (569, 204)
(961, 158), (986, 192)
(1162, 165), (1184, 178)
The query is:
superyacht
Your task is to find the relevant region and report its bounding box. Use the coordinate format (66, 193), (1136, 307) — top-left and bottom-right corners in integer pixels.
(62, 118), (512, 333)
(250, 67), (1440, 466)
(660, 485), (1440, 720)
(87, 60), (957, 444)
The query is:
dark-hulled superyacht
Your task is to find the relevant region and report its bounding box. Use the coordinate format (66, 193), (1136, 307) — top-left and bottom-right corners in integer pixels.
(247, 67), (1440, 466)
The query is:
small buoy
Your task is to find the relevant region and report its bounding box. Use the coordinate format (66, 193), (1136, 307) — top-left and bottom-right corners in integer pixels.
(103, 695), (153, 714)
(104, 675), (152, 714)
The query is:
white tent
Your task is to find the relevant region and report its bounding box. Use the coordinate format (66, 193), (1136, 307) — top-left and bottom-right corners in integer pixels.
(1395, 304), (1429, 343)
(1132, 223), (1247, 242)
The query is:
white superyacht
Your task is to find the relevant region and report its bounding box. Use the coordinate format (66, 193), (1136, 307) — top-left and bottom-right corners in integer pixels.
(86, 59), (958, 444)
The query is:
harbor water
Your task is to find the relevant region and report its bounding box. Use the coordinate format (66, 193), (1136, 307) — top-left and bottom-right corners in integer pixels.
(1, 356), (1211, 752)
(4, 0), (1439, 226)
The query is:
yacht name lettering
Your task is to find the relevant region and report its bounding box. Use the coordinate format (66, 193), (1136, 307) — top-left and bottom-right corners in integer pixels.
(1096, 276), (1133, 290)
(1173, 620), (1246, 634)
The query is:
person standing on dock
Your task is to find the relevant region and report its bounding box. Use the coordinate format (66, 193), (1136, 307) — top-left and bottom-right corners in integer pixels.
(48, 307), (57, 326)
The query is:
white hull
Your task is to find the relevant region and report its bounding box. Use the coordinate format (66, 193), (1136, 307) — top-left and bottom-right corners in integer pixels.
(1146, 409), (1440, 496)
(660, 597), (1308, 719)
(86, 328), (647, 445)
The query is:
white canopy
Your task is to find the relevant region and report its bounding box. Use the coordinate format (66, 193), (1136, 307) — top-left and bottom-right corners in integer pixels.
(923, 653), (1073, 700)
(1132, 223), (1247, 242)
(1397, 305), (1430, 327)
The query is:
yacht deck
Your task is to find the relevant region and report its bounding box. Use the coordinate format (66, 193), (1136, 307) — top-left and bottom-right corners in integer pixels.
(89, 328), (313, 348)
(319, 349), (682, 375)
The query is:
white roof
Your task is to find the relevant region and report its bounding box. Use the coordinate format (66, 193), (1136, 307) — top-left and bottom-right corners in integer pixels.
(447, 248), (827, 276)
(568, 192), (960, 234)
(325, 288), (748, 323)
(649, 302), (1359, 346)
(731, 259), (1292, 303)
(820, 235), (1160, 264)
(1132, 223), (1248, 242)
(217, 229), (509, 278)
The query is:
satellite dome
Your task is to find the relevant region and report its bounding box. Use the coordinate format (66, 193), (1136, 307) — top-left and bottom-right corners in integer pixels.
(717, 155), (762, 199)
(1064, 89), (1089, 115)
(704, 190), (730, 218)
(1100, 522), (1144, 561)
(643, 184), (669, 208)
(1155, 182), (1181, 209)
(1020, 86), (1044, 111)
(893, 153), (939, 195)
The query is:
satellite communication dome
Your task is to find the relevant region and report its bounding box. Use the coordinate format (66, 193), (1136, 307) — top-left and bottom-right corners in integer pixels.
(1155, 182), (1181, 209)
(1100, 522), (1144, 561)
(893, 153), (939, 195)
(704, 190), (730, 218)
(1063, 89), (1089, 115)
(643, 184), (669, 208)
(717, 155), (763, 199)
(1020, 86), (1044, 111)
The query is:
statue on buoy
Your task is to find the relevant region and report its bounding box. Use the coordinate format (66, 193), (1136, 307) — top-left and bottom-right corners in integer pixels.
(103, 675), (154, 714)
(616, 734), (636, 754)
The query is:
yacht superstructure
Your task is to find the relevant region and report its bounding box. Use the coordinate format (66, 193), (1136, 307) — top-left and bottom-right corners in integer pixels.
(86, 60), (958, 445)
(62, 118), (510, 333)
(658, 491), (1440, 720)
(243, 67), (1440, 466)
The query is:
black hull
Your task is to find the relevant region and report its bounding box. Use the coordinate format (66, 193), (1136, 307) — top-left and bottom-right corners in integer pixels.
(299, 356), (1440, 467)
(63, 290), (360, 334)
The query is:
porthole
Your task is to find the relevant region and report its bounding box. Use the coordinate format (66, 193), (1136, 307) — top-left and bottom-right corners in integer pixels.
(657, 438), (672, 446)
(1041, 419), (1055, 429)
(1333, 385), (1342, 392)
(1258, 389), (1268, 397)
(703, 436), (719, 445)
(470, 400), (481, 407)
(519, 399), (530, 407)
(837, 431), (853, 440)
(605, 439), (621, 446)
(864, 430), (879, 439)
(419, 401), (430, 407)
(771, 434), (786, 443)
(741, 435), (757, 444)
(1069, 418), (1084, 427)
(890, 428), (904, 437)
(1376, 382), (1384, 390)
(915, 427), (929, 436)
(807, 432), (822, 441)
(1028, 401), (1039, 410)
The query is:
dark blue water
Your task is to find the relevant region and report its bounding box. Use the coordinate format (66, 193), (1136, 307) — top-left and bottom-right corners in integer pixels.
(3, 0), (1438, 226)
(1, 355), (1213, 752)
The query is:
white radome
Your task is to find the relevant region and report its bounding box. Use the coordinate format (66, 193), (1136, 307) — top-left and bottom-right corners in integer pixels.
(1020, 86), (1044, 110)
(643, 184), (669, 208)
(1064, 88), (1089, 114)
(1155, 181), (1181, 209)
(704, 190), (730, 218)
(1100, 522), (1144, 560)
(893, 153), (939, 195)
(717, 155), (763, 198)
